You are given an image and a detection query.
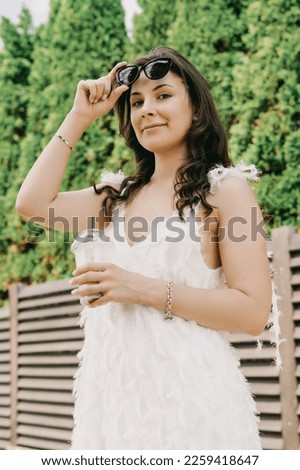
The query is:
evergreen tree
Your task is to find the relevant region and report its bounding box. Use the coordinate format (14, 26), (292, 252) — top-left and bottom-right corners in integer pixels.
(0, 8), (35, 304)
(0, 0), (128, 304)
(229, 0), (300, 227)
(167, 0), (250, 125)
(129, 0), (178, 58)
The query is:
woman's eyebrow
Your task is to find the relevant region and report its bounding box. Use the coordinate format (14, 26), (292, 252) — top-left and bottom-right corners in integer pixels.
(130, 83), (174, 97)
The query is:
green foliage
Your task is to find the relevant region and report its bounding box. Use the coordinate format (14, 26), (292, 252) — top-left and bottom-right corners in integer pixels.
(167, 0), (251, 125)
(128, 0), (178, 58)
(0, 8), (35, 304)
(229, 0), (300, 226)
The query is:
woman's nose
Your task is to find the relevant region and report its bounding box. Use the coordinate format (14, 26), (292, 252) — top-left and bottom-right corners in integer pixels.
(141, 100), (156, 117)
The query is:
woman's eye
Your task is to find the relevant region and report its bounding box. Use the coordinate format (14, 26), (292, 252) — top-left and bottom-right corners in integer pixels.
(131, 100), (143, 108)
(158, 93), (171, 100)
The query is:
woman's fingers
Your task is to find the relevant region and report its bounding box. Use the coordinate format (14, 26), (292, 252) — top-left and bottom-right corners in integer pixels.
(108, 61), (127, 82)
(70, 269), (107, 287)
(71, 282), (103, 297)
(72, 262), (110, 277)
(74, 61), (128, 117)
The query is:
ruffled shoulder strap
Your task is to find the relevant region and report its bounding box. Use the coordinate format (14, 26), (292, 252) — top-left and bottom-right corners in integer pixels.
(207, 162), (261, 194)
(99, 169), (126, 186)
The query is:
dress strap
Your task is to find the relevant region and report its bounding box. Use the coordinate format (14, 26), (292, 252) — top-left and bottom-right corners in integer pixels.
(207, 162), (261, 194)
(99, 169), (126, 186)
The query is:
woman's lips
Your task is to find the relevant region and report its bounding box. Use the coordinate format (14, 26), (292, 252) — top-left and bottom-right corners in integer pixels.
(142, 124), (166, 132)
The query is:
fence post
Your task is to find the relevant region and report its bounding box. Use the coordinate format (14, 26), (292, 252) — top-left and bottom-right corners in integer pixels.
(272, 226), (299, 449)
(8, 282), (20, 448)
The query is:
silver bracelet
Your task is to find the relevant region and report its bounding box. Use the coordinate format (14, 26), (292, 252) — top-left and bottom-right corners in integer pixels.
(164, 281), (173, 320)
(54, 132), (73, 151)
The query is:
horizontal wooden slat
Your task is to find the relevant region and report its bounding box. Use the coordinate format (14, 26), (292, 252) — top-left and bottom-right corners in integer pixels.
(19, 366), (76, 378)
(294, 327), (300, 339)
(18, 354), (79, 366)
(230, 330), (273, 344)
(18, 390), (74, 404)
(17, 424), (71, 441)
(0, 364), (10, 373)
(0, 307), (10, 318)
(0, 407), (10, 417)
(0, 343), (11, 352)
(290, 256), (300, 268)
(295, 346), (300, 358)
(0, 438), (10, 449)
(296, 384), (300, 396)
(241, 365), (279, 378)
(0, 396), (10, 406)
(19, 329), (83, 344)
(250, 382), (280, 397)
(0, 385), (10, 395)
(0, 416), (10, 427)
(18, 279), (72, 299)
(18, 317), (79, 332)
(18, 413), (73, 429)
(18, 378), (72, 391)
(258, 419), (282, 432)
(18, 295), (77, 310)
(236, 347), (277, 360)
(294, 309), (300, 321)
(0, 428), (10, 439)
(0, 319), (9, 329)
(291, 274), (300, 285)
(261, 436), (283, 450)
(18, 304), (82, 321)
(18, 340), (82, 354)
(0, 331), (10, 341)
(17, 435), (69, 450)
(292, 291), (300, 304)
(18, 402), (73, 416)
(0, 373), (10, 384)
(0, 353), (10, 363)
(256, 400), (281, 414)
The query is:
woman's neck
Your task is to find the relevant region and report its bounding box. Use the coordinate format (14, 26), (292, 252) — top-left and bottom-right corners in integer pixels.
(149, 149), (186, 185)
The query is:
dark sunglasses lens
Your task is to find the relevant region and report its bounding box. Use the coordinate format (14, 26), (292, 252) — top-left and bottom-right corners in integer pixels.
(117, 66), (139, 85)
(144, 59), (170, 80)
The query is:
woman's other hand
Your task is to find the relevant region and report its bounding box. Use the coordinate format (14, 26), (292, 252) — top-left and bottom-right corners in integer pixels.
(69, 262), (144, 307)
(71, 61), (129, 125)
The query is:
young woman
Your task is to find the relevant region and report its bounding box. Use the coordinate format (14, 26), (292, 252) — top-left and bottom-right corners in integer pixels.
(16, 47), (273, 449)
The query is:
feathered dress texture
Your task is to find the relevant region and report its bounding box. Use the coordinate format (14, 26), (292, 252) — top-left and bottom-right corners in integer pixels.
(71, 165), (263, 450)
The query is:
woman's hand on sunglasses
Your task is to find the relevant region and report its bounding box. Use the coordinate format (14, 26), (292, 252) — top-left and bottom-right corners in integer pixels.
(71, 62), (129, 125)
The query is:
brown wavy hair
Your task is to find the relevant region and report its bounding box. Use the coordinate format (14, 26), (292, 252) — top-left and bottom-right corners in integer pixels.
(94, 46), (232, 220)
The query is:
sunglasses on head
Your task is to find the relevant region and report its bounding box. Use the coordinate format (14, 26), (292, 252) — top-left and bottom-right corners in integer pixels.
(116, 58), (172, 87)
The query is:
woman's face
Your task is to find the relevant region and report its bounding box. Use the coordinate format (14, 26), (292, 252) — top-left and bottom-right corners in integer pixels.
(129, 70), (193, 156)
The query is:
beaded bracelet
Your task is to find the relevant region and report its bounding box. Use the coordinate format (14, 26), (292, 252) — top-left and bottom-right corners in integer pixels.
(164, 281), (173, 320)
(54, 132), (73, 151)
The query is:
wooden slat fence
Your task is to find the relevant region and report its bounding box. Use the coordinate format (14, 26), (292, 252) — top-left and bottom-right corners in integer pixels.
(0, 307), (11, 449)
(0, 227), (299, 450)
(6, 280), (83, 450)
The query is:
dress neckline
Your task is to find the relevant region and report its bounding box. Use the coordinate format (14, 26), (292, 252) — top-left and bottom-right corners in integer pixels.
(118, 202), (179, 249)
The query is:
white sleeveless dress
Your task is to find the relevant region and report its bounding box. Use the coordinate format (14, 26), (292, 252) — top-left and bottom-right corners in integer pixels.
(71, 164), (263, 450)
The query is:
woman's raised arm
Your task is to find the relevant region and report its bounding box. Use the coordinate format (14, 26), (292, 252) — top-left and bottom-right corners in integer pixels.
(15, 62), (128, 233)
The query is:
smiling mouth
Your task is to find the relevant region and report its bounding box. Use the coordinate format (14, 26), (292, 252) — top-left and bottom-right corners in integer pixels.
(142, 124), (166, 132)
